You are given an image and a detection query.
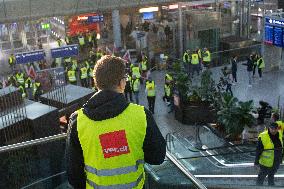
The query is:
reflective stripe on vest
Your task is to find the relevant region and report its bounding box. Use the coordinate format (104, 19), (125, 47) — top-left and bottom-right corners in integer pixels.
(65, 57), (71, 63)
(132, 79), (140, 92)
(80, 67), (88, 79)
(165, 74), (173, 82)
(165, 85), (171, 97)
(16, 73), (24, 84)
(33, 83), (40, 95)
(259, 131), (283, 167)
(203, 51), (211, 62)
(146, 81), (155, 97)
(68, 70), (76, 82)
(183, 52), (189, 63)
(77, 103), (146, 189)
(191, 54), (199, 65)
(132, 67), (141, 78)
(86, 173), (143, 189)
(89, 68), (94, 77)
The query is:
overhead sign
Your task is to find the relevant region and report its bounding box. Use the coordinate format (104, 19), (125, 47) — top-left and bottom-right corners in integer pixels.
(51, 44), (79, 58)
(87, 15), (104, 23)
(15, 50), (45, 64)
(265, 17), (284, 27)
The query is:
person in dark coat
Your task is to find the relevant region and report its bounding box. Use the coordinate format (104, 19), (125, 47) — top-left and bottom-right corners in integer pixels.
(255, 122), (283, 186)
(231, 55), (238, 84)
(242, 54), (254, 86)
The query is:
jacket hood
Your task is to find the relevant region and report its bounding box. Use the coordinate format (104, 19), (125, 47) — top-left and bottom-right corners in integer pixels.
(82, 90), (129, 121)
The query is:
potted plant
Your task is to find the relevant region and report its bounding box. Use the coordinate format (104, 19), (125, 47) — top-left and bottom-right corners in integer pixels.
(217, 94), (255, 141)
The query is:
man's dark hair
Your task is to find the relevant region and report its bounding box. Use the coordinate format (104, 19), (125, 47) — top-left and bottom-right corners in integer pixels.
(94, 55), (125, 90)
(272, 112), (280, 121)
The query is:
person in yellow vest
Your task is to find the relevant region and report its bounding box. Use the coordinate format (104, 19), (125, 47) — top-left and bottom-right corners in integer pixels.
(87, 32), (93, 48)
(88, 65), (94, 88)
(257, 54), (265, 80)
(65, 36), (70, 45)
(78, 33), (85, 53)
(145, 77), (156, 114)
(67, 68), (77, 85)
(197, 48), (202, 60)
(124, 73), (133, 102)
(18, 84), (26, 98)
(33, 80), (42, 101)
(202, 48), (211, 68)
(165, 73), (173, 84)
(183, 50), (191, 75)
(131, 63), (141, 81)
(8, 54), (16, 72)
(16, 71), (25, 86)
(79, 64), (88, 88)
(254, 122), (283, 186)
(140, 58), (148, 81)
(191, 50), (200, 78)
(131, 75), (140, 104)
(163, 82), (174, 113)
(57, 37), (63, 47)
(71, 59), (78, 71)
(66, 55), (166, 188)
(271, 112), (284, 134)
(25, 76), (33, 99)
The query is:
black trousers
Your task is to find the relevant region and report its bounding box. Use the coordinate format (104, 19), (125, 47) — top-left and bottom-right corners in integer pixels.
(125, 90), (133, 102)
(258, 68), (262, 78)
(257, 165), (278, 186)
(253, 64), (257, 75)
(147, 96), (156, 113)
(232, 71), (237, 82)
(81, 79), (88, 88)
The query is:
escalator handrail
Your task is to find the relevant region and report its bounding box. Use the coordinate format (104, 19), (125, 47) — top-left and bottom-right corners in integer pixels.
(0, 133), (67, 153)
(166, 151), (208, 189)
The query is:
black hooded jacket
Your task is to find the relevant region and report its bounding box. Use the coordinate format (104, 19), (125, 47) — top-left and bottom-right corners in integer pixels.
(66, 90), (166, 189)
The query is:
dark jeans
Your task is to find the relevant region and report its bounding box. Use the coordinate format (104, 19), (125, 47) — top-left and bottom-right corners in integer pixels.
(125, 90), (133, 102)
(133, 91), (139, 104)
(257, 165), (279, 186)
(81, 79), (88, 88)
(232, 71), (237, 82)
(258, 68), (263, 78)
(147, 96), (156, 113)
(253, 64), (257, 76)
(69, 81), (77, 85)
(226, 84), (233, 96)
(191, 64), (200, 77)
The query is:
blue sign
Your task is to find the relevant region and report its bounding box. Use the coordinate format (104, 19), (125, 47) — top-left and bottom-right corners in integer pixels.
(51, 44), (79, 58)
(273, 27), (283, 47)
(264, 25), (273, 44)
(15, 50), (45, 64)
(137, 32), (145, 39)
(87, 15), (104, 23)
(265, 17), (284, 27)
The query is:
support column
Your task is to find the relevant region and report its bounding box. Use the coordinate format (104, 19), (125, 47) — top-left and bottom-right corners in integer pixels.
(112, 9), (122, 48)
(231, 1), (237, 36)
(247, 0), (251, 38)
(178, 3), (183, 58)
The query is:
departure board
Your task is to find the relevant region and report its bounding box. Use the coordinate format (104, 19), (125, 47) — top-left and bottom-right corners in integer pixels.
(273, 27), (283, 47)
(264, 25), (273, 44)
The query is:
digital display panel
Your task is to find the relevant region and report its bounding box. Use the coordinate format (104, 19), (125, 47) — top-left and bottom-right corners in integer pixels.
(264, 25), (273, 44)
(273, 27), (283, 47)
(143, 12), (154, 20)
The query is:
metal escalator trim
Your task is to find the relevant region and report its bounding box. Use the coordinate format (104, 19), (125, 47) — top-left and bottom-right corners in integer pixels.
(166, 151), (207, 189)
(205, 149), (254, 167)
(0, 133), (67, 153)
(194, 174), (284, 178)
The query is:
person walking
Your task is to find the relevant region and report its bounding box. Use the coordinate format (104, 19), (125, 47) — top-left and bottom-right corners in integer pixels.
(242, 54), (254, 87)
(66, 55), (166, 189)
(146, 77), (156, 114)
(231, 55), (238, 84)
(131, 75), (140, 104)
(124, 74), (133, 102)
(255, 122), (283, 186)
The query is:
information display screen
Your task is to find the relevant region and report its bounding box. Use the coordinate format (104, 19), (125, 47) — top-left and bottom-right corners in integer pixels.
(273, 27), (283, 47)
(264, 25), (273, 44)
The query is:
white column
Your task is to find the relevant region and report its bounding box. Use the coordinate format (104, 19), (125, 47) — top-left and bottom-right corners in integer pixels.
(112, 9), (122, 48)
(178, 3), (183, 58)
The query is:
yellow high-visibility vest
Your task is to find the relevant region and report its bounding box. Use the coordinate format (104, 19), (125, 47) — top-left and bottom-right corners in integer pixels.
(68, 70), (76, 82)
(146, 81), (155, 97)
(191, 54), (199, 65)
(80, 67), (88, 79)
(132, 67), (141, 78)
(203, 50), (211, 62)
(77, 103), (147, 189)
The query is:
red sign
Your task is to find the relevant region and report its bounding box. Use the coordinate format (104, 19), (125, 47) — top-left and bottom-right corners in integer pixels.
(99, 130), (130, 159)
(67, 13), (101, 37)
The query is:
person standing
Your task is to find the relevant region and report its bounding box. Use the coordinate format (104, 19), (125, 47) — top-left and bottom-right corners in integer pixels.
(8, 54), (16, 72)
(124, 74), (133, 102)
(257, 54), (265, 80)
(66, 55), (166, 189)
(145, 77), (156, 114)
(190, 50), (200, 78)
(252, 53), (258, 77)
(131, 75), (140, 104)
(202, 48), (211, 68)
(183, 50), (191, 76)
(231, 55), (238, 84)
(67, 68), (77, 85)
(242, 54), (254, 87)
(79, 64), (88, 88)
(255, 122), (283, 186)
